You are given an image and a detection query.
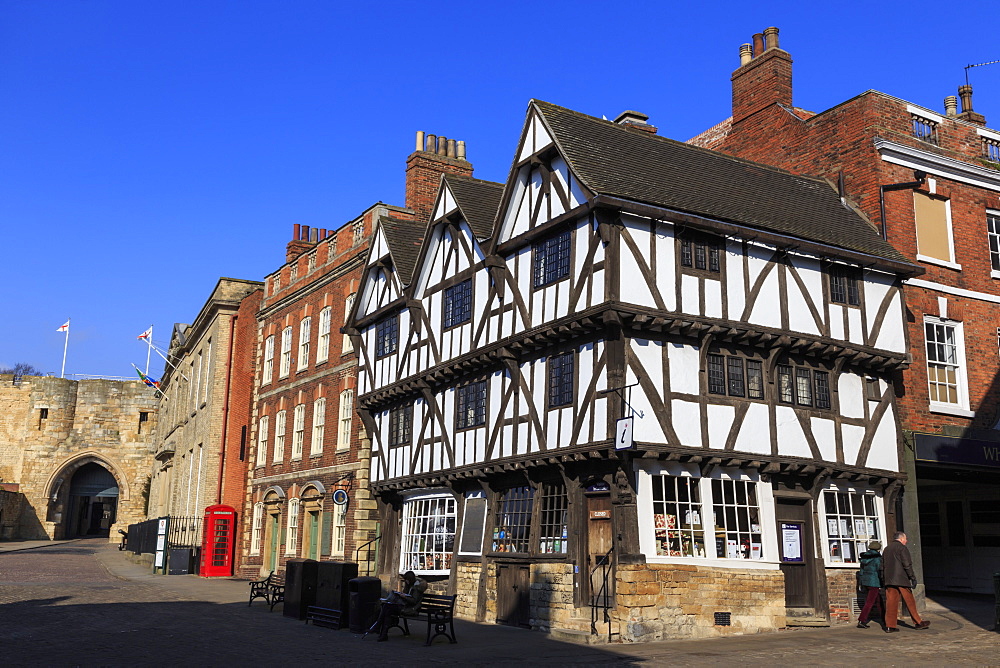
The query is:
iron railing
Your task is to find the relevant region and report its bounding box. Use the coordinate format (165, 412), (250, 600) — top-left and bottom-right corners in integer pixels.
(590, 546), (615, 642)
(167, 515), (203, 548)
(124, 517), (163, 555)
(125, 515), (203, 555)
(355, 532), (381, 577)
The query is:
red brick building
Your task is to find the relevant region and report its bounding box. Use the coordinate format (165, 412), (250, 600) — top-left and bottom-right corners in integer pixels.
(690, 27), (1000, 597)
(240, 133), (473, 577)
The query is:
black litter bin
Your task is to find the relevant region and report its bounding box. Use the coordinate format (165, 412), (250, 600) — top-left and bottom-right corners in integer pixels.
(167, 548), (193, 575)
(316, 561), (359, 625)
(349, 577), (382, 633)
(283, 559), (319, 620)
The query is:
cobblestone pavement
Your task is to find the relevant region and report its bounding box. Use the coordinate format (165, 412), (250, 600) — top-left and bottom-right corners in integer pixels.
(0, 539), (996, 667)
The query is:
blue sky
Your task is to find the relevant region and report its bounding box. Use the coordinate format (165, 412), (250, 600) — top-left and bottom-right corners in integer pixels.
(2, 1), (999, 377)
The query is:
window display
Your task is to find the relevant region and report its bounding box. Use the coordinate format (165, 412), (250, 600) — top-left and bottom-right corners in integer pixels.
(822, 489), (880, 564)
(401, 495), (456, 572)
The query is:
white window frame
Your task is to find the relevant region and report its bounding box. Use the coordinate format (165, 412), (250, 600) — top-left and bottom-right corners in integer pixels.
(256, 415), (269, 467)
(817, 484), (887, 567)
(279, 326), (292, 378)
(331, 502), (347, 558)
(637, 462), (778, 568)
(343, 293), (356, 353)
(262, 335), (275, 385)
(285, 498), (300, 556)
(297, 317), (312, 371)
(924, 316), (972, 416)
(338, 390), (353, 451)
(399, 490), (457, 575)
(312, 398), (326, 456)
(250, 502), (264, 555)
(914, 188), (960, 270)
(292, 404), (305, 459)
(273, 410), (286, 463)
(317, 307), (332, 363)
(988, 210), (1000, 279)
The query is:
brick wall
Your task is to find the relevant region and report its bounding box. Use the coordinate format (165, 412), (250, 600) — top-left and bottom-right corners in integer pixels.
(617, 563), (786, 641)
(825, 568), (859, 623)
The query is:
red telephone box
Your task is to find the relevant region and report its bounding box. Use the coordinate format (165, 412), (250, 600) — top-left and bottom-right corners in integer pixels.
(200, 504), (237, 577)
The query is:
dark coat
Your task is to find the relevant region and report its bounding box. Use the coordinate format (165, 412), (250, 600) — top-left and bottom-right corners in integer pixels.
(881, 539), (916, 587)
(858, 549), (883, 588)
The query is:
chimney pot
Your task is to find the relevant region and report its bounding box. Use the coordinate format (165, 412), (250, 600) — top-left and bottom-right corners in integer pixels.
(437, 136), (448, 155)
(447, 138), (457, 158)
(293, 223), (301, 240)
(763, 26), (779, 51)
(457, 140), (467, 161)
(425, 134), (436, 152)
(739, 43), (753, 66)
(301, 225), (311, 241)
(752, 33), (765, 57)
(415, 130), (425, 153)
(944, 95), (958, 116)
(959, 84), (974, 112)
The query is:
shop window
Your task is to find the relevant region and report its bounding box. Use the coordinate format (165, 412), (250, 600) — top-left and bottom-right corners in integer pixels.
(400, 494), (456, 573)
(443, 279), (473, 329)
(945, 500), (966, 547)
(458, 491), (488, 555)
(679, 232), (722, 276)
(547, 352), (574, 408)
(389, 404), (413, 447)
(829, 264), (861, 306)
(375, 314), (399, 358)
(711, 479), (763, 560)
(533, 230), (572, 288)
(652, 475), (705, 558)
(285, 498), (300, 556)
(537, 483), (568, 554)
(821, 489), (881, 564)
(913, 191), (955, 266)
(492, 486), (534, 553)
(456, 380), (487, 429)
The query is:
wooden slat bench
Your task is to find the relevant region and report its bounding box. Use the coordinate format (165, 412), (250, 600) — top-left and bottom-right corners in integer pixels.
(305, 606), (343, 630)
(248, 571), (285, 611)
(397, 594), (458, 646)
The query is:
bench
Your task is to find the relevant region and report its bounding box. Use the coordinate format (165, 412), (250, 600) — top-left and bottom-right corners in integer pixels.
(305, 606), (343, 630)
(396, 594), (458, 646)
(248, 571), (285, 611)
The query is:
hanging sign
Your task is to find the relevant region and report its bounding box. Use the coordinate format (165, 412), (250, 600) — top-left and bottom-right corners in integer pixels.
(615, 416), (634, 450)
(332, 489), (349, 505)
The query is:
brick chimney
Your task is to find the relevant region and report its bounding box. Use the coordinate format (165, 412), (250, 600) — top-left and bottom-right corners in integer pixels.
(957, 85), (986, 126)
(731, 26), (793, 125)
(286, 223), (317, 262)
(405, 131), (473, 224)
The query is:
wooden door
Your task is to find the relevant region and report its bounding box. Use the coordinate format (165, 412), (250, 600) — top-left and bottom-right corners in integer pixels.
(266, 514), (279, 572)
(775, 498), (816, 610)
(587, 494), (614, 606)
(496, 563), (530, 628)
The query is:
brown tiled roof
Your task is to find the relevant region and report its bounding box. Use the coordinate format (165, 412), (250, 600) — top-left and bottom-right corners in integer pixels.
(533, 100), (909, 264)
(379, 216), (424, 285)
(443, 174), (503, 240)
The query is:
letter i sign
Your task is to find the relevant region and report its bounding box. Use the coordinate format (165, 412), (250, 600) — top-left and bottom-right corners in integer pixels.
(615, 416), (634, 450)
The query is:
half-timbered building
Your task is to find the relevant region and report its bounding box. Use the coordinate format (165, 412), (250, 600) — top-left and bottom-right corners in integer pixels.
(348, 100), (922, 641)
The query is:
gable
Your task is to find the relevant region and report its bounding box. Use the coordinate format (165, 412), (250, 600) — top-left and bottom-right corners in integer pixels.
(431, 183), (459, 223)
(413, 219), (484, 297)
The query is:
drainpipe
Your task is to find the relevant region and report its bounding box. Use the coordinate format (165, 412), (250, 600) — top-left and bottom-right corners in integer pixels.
(879, 170), (927, 240)
(215, 314), (238, 504)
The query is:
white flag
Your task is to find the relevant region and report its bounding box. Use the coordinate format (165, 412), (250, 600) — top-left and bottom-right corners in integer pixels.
(56, 320), (70, 333)
(137, 326), (152, 341)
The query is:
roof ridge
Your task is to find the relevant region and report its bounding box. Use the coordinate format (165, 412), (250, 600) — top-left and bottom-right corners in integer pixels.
(443, 173), (504, 188)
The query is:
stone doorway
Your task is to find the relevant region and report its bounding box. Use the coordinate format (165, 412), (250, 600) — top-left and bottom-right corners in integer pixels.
(67, 463), (120, 538)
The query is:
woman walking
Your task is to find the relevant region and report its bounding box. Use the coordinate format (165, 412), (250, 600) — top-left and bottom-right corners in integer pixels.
(856, 540), (884, 628)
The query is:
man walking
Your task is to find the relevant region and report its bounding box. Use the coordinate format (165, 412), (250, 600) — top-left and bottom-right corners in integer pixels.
(882, 531), (929, 632)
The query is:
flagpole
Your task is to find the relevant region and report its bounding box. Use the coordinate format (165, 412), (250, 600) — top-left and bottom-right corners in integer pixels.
(145, 325), (152, 375)
(60, 319), (70, 378)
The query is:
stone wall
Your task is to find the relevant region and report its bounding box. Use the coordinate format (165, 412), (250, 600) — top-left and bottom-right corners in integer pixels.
(0, 487), (28, 539)
(617, 563), (786, 642)
(454, 561), (481, 620)
(825, 568), (858, 623)
(528, 562), (575, 632)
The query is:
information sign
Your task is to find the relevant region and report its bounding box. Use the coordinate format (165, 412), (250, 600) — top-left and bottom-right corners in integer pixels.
(780, 522), (803, 563)
(615, 416), (634, 450)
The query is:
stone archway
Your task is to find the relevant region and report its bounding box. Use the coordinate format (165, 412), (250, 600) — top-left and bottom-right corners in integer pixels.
(44, 452), (131, 540)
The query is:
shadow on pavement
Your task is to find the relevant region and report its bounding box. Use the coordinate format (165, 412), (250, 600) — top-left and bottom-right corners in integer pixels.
(925, 592), (997, 632)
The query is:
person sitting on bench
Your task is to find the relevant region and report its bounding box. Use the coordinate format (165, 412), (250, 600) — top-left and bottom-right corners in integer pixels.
(374, 571), (427, 641)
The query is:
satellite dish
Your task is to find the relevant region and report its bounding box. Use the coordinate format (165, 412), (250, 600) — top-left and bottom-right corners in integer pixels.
(332, 489), (349, 506)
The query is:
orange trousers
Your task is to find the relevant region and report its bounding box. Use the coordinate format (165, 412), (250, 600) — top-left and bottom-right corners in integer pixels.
(885, 586), (923, 628)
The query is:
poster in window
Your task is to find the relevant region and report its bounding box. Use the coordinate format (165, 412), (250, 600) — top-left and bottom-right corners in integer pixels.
(827, 519), (839, 536)
(840, 519), (852, 537)
(751, 542), (762, 559)
(830, 541), (843, 563)
(684, 510), (701, 527)
(854, 519), (868, 539)
(866, 519), (877, 539)
(842, 540), (853, 562)
(654, 514), (666, 529)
